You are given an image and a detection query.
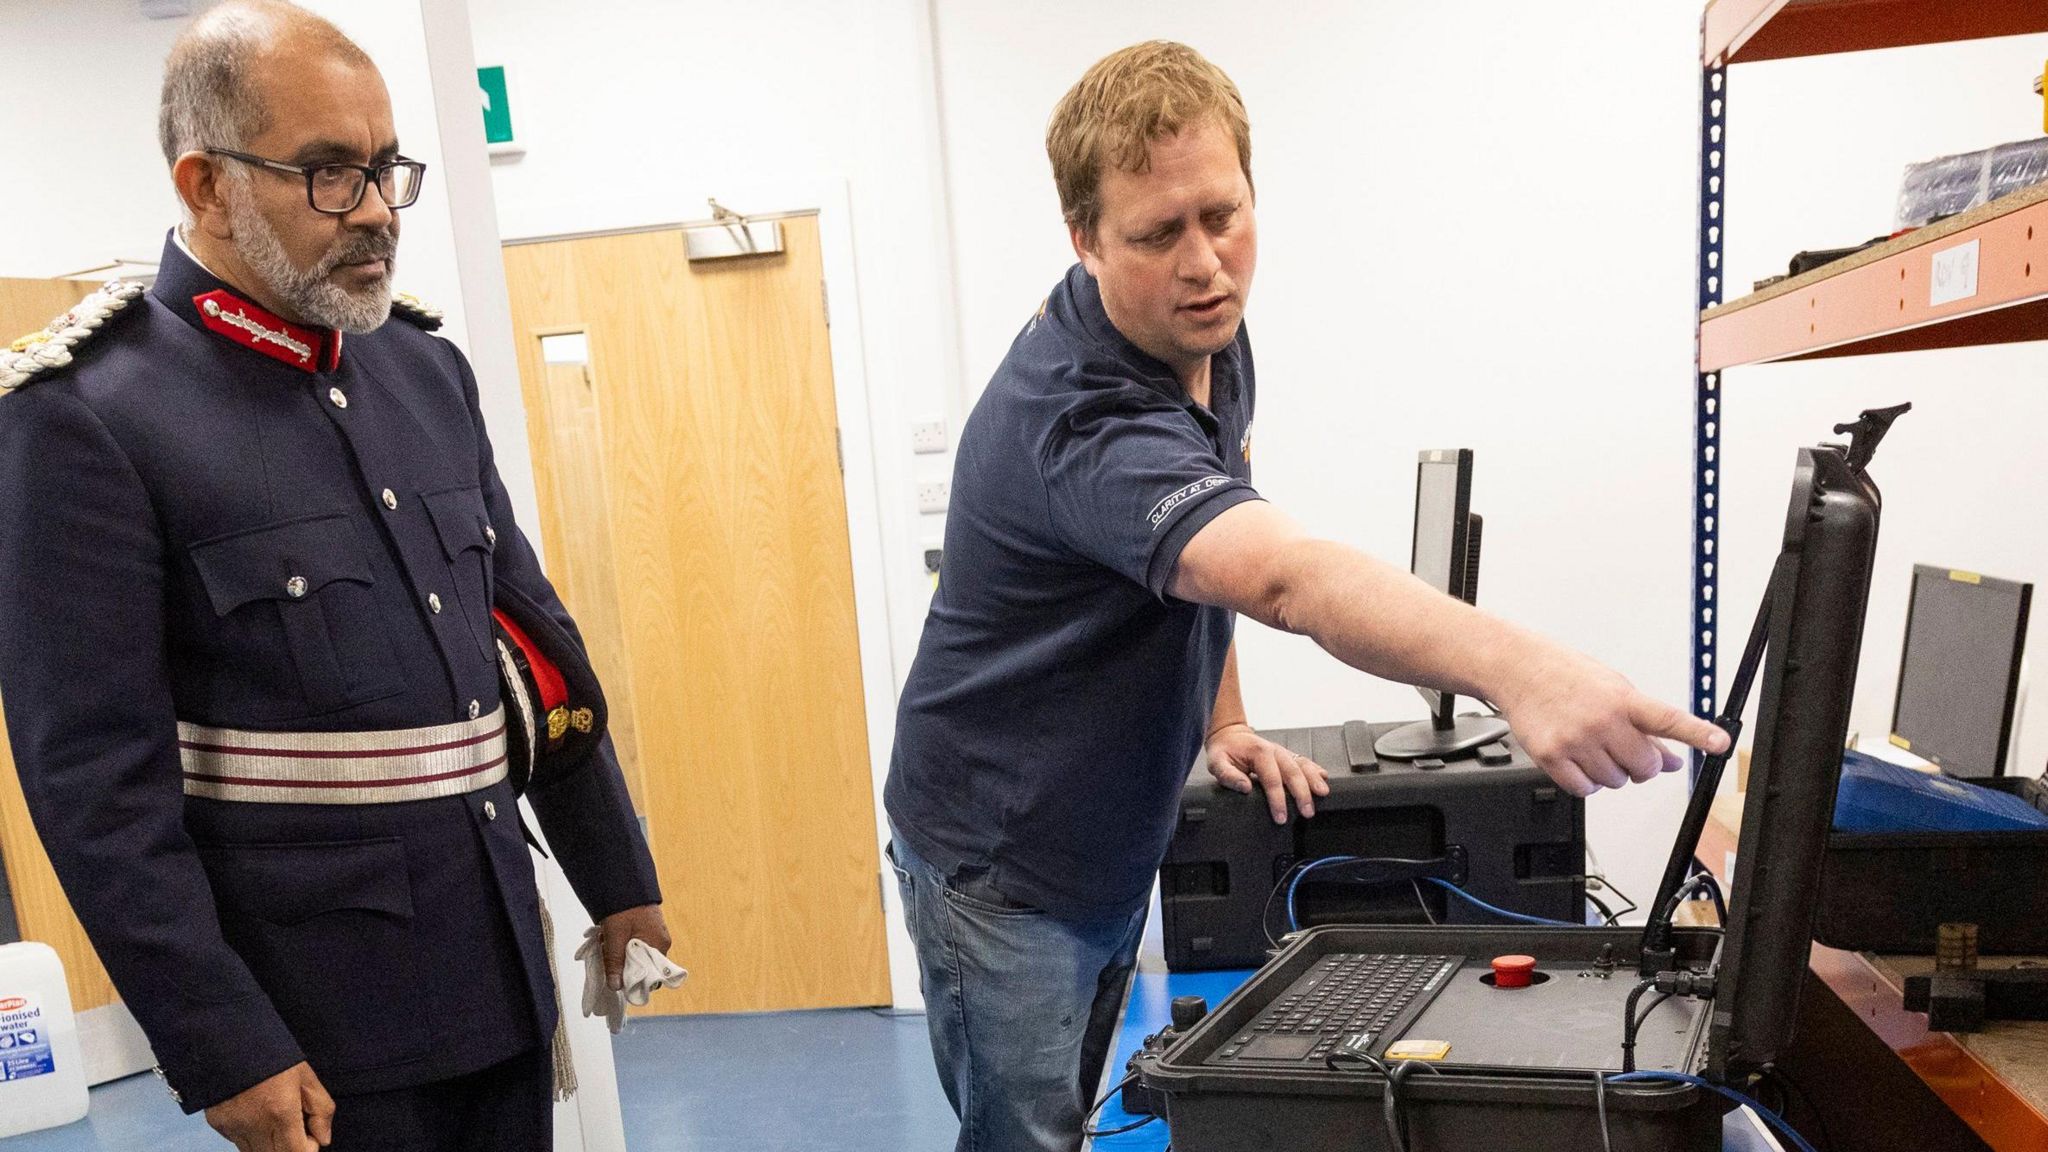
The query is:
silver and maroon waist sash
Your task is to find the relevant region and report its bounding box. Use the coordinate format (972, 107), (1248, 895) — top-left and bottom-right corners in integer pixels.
(178, 707), (508, 804)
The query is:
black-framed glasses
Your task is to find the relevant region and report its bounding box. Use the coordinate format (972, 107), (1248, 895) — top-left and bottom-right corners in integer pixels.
(205, 148), (427, 215)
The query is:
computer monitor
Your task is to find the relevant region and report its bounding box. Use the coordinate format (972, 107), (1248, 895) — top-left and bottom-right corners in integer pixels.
(1375, 449), (1511, 760)
(1890, 565), (2032, 779)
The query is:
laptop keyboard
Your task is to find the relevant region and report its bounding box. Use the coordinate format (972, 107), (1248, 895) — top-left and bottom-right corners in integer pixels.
(1206, 952), (1463, 1066)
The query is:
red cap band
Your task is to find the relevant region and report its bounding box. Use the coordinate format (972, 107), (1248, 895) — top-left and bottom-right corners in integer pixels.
(493, 606), (568, 715)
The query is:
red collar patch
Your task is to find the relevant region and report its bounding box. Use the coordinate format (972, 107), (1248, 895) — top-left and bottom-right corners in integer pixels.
(192, 290), (342, 373)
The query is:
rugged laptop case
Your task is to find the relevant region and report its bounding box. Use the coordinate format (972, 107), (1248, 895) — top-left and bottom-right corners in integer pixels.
(1138, 424), (1892, 1152)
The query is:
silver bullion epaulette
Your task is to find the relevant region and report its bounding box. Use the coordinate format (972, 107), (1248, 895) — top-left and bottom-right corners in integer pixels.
(390, 290), (445, 331)
(0, 280), (148, 390)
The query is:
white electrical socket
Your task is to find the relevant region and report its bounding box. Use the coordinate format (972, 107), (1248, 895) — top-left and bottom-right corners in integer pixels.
(911, 418), (948, 454)
(916, 481), (951, 514)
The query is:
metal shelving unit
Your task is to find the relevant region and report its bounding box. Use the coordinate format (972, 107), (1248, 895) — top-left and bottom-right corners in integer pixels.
(1690, 0), (2048, 734)
(1692, 5), (2048, 1147)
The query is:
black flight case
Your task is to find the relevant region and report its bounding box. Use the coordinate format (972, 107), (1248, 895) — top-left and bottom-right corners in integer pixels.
(1160, 725), (1587, 972)
(1137, 408), (1906, 1152)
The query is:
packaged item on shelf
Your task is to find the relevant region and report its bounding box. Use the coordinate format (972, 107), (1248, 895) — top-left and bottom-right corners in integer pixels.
(1896, 137), (2048, 228)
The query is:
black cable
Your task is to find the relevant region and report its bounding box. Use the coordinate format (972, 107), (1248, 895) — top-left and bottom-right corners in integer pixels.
(1585, 890), (1619, 926)
(1671, 869), (1726, 924)
(1596, 873), (1638, 914)
(1632, 991), (1673, 1057)
(1652, 871), (1725, 937)
(1620, 978), (1657, 1073)
(1763, 1066), (1836, 1152)
(1327, 1045), (1406, 1150)
(1080, 1070), (1158, 1139)
(1753, 1073), (1787, 1117)
(1382, 1062), (1408, 1152)
(1700, 874), (1727, 924)
(1379, 1060), (1440, 1152)
(1327, 1050), (1442, 1152)
(1588, 874), (1638, 923)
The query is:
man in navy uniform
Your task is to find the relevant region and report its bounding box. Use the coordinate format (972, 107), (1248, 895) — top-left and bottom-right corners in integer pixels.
(0, 4), (667, 1149)
(884, 42), (1731, 1152)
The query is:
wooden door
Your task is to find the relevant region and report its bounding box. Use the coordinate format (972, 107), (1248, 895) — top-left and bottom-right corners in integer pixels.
(0, 276), (120, 1013)
(502, 216), (889, 1014)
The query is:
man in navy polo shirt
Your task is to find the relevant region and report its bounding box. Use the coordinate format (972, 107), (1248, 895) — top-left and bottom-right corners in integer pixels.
(883, 41), (1729, 1152)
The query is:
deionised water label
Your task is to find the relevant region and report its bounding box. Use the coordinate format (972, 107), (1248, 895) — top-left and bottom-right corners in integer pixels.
(0, 995), (55, 1082)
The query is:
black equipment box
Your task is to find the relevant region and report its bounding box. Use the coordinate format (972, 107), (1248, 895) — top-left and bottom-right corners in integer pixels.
(1160, 723), (1585, 971)
(1139, 410), (1906, 1152)
(1140, 925), (1728, 1152)
(1814, 773), (2048, 953)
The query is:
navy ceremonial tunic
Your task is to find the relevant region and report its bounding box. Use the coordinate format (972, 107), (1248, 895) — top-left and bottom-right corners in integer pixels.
(0, 235), (660, 1111)
(885, 264), (1259, 921)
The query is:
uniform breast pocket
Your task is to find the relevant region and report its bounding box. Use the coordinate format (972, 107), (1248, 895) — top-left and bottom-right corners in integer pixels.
(188, 512), (406, 717)
(421, 485), (496, 661)
(197, 837), (431, 1074)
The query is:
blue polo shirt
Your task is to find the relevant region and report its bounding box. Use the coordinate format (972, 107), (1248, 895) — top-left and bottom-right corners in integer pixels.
(884, 264), (1260, 920)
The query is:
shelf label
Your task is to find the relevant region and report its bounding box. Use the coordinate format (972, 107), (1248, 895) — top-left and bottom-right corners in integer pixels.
(1929, 239), (1979, 307)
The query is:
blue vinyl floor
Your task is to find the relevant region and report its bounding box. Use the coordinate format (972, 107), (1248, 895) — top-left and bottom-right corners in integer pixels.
(0, 1009), (958, 1152)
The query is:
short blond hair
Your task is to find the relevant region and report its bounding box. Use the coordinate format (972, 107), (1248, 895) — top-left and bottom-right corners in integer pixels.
(1046, 41), (1253, 238)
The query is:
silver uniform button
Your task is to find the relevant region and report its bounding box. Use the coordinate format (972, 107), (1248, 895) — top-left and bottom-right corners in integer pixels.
(484, 800), (498, 821)
(484, 524), (497, 548)
(468, 699), (481, 720)
(381, 488), (398, 510)
(285, 575), (307, 599)
(328, 386), (348, 409)
(427, 592), (442, 614)
(200, 299), (221, 318)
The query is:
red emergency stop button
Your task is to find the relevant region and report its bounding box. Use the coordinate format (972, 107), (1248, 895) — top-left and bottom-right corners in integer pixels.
(1491, 954), (1537, 988)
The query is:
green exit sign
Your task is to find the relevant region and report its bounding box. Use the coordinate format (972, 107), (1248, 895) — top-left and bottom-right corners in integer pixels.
(478, 66), (513, 145)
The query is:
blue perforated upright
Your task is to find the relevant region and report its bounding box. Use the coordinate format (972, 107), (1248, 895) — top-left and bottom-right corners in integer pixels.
(1693, 64), (1727, 774)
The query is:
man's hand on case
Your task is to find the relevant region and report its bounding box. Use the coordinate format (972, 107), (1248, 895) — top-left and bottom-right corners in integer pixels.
(1206, 722), (1331, 824)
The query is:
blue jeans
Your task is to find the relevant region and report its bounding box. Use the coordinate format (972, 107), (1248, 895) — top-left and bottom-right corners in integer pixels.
(888, 831), (1149, 1152)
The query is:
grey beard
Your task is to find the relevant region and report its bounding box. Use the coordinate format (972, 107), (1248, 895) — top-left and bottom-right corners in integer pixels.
(227, 190), (396, 334)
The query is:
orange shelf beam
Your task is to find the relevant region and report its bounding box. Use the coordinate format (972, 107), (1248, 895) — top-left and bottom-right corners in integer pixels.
(1808, 945), (2048, 1151)
(1704, 0), (2048, 67)
(1699, 181), (2048, 371)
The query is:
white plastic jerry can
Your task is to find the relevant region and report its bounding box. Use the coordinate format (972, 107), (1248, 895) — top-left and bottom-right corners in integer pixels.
(0, 941), (89, 1137)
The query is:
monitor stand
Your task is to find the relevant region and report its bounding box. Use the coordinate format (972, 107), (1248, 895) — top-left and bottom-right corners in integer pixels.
(1375, 711), (1510, 760)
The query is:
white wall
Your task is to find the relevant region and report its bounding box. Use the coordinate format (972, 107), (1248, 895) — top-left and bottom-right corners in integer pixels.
(465, 0), (967, 1007)
(0, 2), (187, 278)
(933, 6), (2048, 906)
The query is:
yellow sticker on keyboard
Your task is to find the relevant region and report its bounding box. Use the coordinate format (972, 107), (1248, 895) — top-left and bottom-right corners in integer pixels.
(1385, 1040), (1451, 1061)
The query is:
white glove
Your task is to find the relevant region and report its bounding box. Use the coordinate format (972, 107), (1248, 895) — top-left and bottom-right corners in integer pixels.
(574, 925), (688, 1033)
